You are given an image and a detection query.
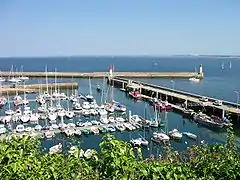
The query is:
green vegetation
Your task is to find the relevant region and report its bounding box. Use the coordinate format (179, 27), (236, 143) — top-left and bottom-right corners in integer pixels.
(0, 127), (239, 180)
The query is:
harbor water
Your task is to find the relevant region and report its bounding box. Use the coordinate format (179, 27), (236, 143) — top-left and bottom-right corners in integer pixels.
(0, 56), (240, 157)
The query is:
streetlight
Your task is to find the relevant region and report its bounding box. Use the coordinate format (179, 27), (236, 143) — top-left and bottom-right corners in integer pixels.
(234, 91), (240, 110)
(170, 80), (175, 101)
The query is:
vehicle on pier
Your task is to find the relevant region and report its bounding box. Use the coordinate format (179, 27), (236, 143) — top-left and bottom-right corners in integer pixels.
(213, 100), (222, 106)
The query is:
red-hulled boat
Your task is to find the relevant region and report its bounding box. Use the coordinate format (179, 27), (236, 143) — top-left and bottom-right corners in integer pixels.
(153, 101), (173, 111)
(129, 91), (141, 99)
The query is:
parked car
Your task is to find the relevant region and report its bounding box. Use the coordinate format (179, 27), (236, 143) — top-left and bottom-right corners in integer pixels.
(199, 97), (208, 102)
(213, 100), (222, 106)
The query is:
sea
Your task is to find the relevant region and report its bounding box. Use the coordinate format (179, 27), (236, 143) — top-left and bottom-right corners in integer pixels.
(0, 56), (240, 157)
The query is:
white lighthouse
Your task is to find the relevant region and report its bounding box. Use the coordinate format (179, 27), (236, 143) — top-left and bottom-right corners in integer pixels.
(199, 64), (203, 76)
(109, 65), (114, 77)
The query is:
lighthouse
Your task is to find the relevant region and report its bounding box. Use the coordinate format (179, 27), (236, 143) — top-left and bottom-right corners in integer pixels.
(199, 64), (203, 76)
(109, 65), (114, 77)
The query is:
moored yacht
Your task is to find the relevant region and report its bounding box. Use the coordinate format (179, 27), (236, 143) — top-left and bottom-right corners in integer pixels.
(16, 124), (25, 133)
(0, 124), (7, 134)
(168, 129), (182, 140)
(151, 132), (170, 143)
(183, 132), (197, 140)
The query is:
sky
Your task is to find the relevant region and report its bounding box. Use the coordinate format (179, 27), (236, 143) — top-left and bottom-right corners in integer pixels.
(0, 0), (240, 57)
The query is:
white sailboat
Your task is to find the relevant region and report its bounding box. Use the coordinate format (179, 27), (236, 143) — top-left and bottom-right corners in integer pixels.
(8, 65), (21, 83)
(86, 77), (94, 102)
(19, 65), (29, 81)
(65, 90), (74, 119)
(169, 129), (182, 140)
(5, 92), (14, 115)
(229, 61), (232, 69)
(0, 70), (5, 82)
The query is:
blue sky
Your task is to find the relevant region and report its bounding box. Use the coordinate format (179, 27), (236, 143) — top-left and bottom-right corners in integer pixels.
(0, 0), (240, 57)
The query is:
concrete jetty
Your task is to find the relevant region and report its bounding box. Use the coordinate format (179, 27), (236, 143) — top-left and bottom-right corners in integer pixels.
(109, 77), (240, 126)
(0, 82), (78, 96)
(0, 64), (204, 79)
(0, 71), (203, 79)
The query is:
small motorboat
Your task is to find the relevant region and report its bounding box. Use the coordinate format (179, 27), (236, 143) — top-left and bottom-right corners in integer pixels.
(51, 124), (59, 129)
(20, 114), (30, 123)
(34, 124), (42, 131)
(76, 122), (84, 127)
(116, 117), (125, 122)
(100, 116), (109, 124)
(98, 126), (108, 133)
(91, 120), (100, 125)
(49, 143), (62, 154)
(67, 123), (76, 129)
(189, 77), (200, 83)
(0, 124), (7, 134)
(73, 102), (82, 111)
(65, 111), (74, 119)
(183, 132), (197, 140)
(169, 129), (182, 140)
(64, 129), (75, 137)
(129, 91), (141, 99)
(82, 101), (90, 110)
(84, 149), (96, 159)
(44, 131), (55, 139)
(115, 124), (126, 132)
(25, 127), (33, 132)
(106, 125), (116, 132)
(108, 116), (115, 123)
(82, 129), (90, 135)
(16, 124), (25, 133)
(90, 127), (99, 134)
(130, 139), (142, 146)
(138, 137), (149, 146)
(74, 129), (82, 136)
(151, 132), (170, 143)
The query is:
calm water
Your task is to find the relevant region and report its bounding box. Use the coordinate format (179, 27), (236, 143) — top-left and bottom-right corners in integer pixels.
(1, 56), (240, 156)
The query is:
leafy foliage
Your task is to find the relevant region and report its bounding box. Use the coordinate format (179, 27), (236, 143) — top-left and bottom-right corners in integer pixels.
(0, 127), (239, 180)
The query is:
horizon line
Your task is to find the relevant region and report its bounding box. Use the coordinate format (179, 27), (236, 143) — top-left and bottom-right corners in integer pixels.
(0, 54), (240, 58)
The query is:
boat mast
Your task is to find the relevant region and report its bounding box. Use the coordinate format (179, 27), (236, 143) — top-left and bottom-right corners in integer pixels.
(100, 77), (105, 105)
(45, 65), (48, 93)
(55, 68), (57, 93)
(89, 77), (92, 96)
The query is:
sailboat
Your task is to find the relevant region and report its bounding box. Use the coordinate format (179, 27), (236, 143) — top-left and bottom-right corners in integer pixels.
(42, 65), (51, 100)
(22, 81), (29, 105)
(0, 70), (5, 82)
(8, 65), (21, 83)
(19, 65), (29, 81)
(229, 61), (232, 69)
(65, 90), (74, 119)
(85, 77), (94, 102)
(149, 104), (159, 128)
(52, 68), (60, 99)
(151, 112), (170, 144)
(5, 92), (14, 115)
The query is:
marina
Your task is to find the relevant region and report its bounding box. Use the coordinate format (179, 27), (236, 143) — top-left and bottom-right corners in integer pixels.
(0, 58), (239, 158)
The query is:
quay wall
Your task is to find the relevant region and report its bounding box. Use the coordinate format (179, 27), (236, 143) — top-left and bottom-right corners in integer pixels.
(1, 71), (203, 79)
(0, 82), (78, 96)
